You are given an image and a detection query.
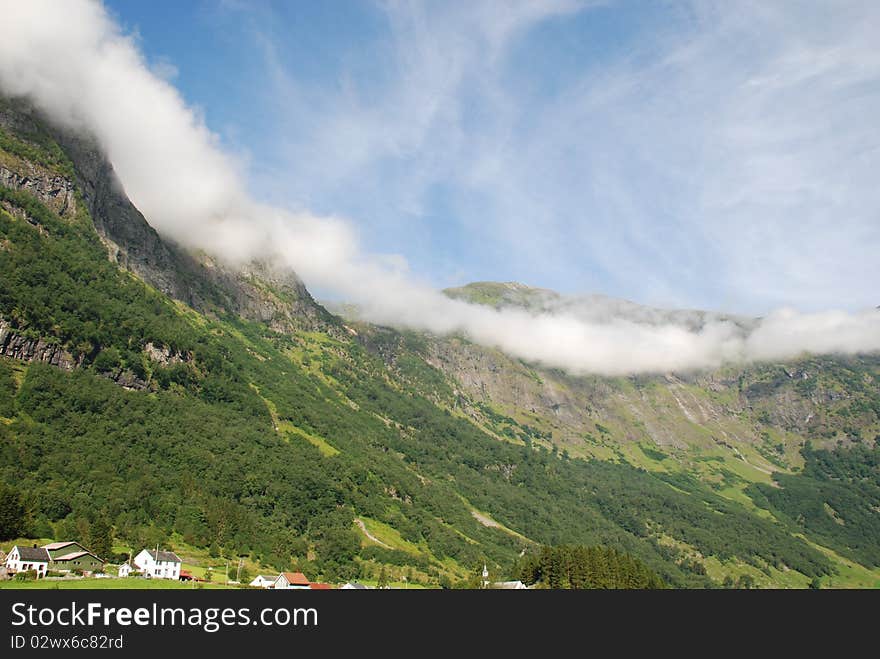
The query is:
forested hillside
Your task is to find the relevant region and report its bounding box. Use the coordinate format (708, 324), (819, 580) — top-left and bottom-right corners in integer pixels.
(1, 98), (878, 588)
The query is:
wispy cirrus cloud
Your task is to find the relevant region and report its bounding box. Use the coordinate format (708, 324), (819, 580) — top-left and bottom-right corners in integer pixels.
(245, 0), (880, 313)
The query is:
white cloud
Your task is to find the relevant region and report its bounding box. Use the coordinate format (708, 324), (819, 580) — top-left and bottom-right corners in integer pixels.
(1, 0), (878, 376)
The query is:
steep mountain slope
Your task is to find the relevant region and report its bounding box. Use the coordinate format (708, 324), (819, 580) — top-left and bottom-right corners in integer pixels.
(363, 282), (878, 464)
(0, 97), (329, 335)
(1, 98), (878, 588)
(338, 293), (880, 586)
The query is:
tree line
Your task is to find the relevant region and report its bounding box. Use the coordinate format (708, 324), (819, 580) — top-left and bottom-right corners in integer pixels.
(518, 545), (665, 589)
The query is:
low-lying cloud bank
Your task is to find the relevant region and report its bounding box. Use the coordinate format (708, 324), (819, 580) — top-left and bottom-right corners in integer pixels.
(1, 0), (878, 376)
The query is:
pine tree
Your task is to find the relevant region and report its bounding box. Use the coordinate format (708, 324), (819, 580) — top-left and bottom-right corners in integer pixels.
(0, 483), (27, 541)
(525, 545), (665, 589)
(88, 516), (113, 561)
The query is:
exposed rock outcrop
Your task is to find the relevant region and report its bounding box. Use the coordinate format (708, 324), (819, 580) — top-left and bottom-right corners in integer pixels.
(0, 318), (153, 390)
(0, 318), (163, 391)
(144, 341), (190, 366)
(0, 318), (75, 370)
(0, 164), (76, 218)
(103, 368), (149, 391)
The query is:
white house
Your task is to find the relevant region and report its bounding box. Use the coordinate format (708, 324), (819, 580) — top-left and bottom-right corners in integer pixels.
(341, 582), (369, 589)
(5, 545), (50, 577)
(118, 561), (136, 578)
(249, 574), (277, 589)
(273, 571), (310, 590)
(133, 549), (182, 580)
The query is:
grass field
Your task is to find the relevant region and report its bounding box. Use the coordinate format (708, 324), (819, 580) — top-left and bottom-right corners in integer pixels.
(278, 421), (340, 457)
(0, 578), (235, 590)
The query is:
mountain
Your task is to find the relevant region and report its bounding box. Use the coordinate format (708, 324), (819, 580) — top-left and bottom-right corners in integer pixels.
(1, 97), (878, 588)
(0, 97), (328, 336)
(444, 281), (756, 332)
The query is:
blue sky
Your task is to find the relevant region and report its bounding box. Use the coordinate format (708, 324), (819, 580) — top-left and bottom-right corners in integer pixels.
(101, 0), (880, 313)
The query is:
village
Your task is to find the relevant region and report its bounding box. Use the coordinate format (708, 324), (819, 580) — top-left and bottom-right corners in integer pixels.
(1, 540), (530, 590)
(0, 540), (372, 589)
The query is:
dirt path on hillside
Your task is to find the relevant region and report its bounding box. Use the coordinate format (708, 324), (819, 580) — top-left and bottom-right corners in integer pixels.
(355, 518), (392, 549)
(471, 510), (501, 528)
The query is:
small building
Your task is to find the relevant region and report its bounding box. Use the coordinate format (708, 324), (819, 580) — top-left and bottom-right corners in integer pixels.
(133, 548), (182, 580)
(341, 582), (369, 590)
(249, 574), (277, 589)
(308, 582), (332, 590)
(52, 550), (103, 574)
(5, 545), (50, 577)
(179, 570), (195, 582)
(273, 571), (310, 590)
(118, 562), (136, 578)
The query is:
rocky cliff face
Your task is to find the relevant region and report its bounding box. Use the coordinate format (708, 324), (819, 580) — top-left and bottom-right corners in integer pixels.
(54, 125), (195, 301)
(0, 317), (163, 390)
(0, 317), (76, 371)
(0, 96), (330, 334)
(0, 164), (76, 219)
(54, 120), (330, 331)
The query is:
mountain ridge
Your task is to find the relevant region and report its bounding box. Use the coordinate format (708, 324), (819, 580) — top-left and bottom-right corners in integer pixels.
(444, 280), (758, 332)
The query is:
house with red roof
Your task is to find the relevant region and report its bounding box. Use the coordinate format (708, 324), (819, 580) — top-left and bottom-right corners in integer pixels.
(273, 571), (310, 589)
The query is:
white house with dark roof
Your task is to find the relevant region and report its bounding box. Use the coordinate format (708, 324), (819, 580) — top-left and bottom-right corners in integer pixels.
(133, 548), (182, 580)
(5, 545), (50, 577)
